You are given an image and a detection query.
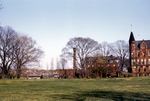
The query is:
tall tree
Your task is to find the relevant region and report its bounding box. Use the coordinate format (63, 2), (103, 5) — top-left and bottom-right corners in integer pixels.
(0, 26), (17, 78)
(56, 57), (59, 70)
(50, 58), (54, 78)
(94, 41), (111, 57)
(0, 26), (44, 79)
(110, 40), (129, 71)
(14, 35), (44, 78)
(100, 41), (111, 57)
(61, 37), (100, 71)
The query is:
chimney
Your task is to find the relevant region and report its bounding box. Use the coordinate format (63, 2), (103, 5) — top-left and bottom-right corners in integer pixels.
(73, 48), (76, 70)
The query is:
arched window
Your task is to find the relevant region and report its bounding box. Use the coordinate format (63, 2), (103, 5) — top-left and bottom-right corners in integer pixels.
(141, 43), (146, 49)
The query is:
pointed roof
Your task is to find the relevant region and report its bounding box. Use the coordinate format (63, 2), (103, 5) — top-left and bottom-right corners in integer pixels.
(129, 31), (135, 44)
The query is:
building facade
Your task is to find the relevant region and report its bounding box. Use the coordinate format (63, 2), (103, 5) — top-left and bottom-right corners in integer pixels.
(129, 32), (150, 76)
(86, 55), (119, 77)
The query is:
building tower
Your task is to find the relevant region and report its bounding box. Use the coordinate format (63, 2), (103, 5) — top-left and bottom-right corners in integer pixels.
(73, 48), (76, 70)
(129, 31), (135, 73)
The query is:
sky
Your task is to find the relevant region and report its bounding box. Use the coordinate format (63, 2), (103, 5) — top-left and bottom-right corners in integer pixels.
(0, 0), (150, 70)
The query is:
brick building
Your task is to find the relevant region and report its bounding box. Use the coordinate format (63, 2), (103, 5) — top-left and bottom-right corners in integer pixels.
(86, 55), (119, 77)
(129, 32), (150, 76)
(106, 55), (119, 77)
(58, 69), (75, 78)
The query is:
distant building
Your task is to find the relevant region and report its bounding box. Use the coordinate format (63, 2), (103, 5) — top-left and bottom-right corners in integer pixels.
(106, 55), (119, 77)
(27, 75), (41, 79)
(59, 69), (75, 78)
(85, 55), (119, 77)
(129, 32), (150, 76)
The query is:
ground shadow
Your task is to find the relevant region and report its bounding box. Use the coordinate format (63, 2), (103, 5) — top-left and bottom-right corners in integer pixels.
(50, 90), (150, 101)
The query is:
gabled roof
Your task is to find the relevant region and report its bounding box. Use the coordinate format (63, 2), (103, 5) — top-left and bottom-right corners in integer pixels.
(129, 31), (135, 44)
(135, 40), (150, 49)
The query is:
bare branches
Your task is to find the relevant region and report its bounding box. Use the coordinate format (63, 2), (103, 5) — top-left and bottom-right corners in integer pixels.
(0, 26), (44, 78)
(0, 26), (17, 78)
(110, 40), (129, 71)
(61, 37), (100, 70)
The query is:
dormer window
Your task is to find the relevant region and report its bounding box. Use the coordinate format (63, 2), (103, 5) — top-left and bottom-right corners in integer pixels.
(143, 52), (145, 57)
(116, 60), (118, 63)
(141, 43), (146, 49)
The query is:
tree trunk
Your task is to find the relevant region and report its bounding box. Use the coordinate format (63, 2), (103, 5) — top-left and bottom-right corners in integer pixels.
(2, 67), (9, 79)
(16, 66), (21, 79)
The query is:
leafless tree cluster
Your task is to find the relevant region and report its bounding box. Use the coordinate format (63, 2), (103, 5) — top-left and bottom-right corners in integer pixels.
(61, 37), (101, 71)
(110, 40), (129, 71)
(61, 37), (129, 76)
(0, 26), (44, 78)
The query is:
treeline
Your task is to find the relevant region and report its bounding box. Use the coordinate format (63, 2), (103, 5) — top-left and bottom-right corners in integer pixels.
(60, 37), (129, 78)
(0, 26), (44, 79)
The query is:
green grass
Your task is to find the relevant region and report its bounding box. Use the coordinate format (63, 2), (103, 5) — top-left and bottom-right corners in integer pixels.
(0, 77), (150, 101)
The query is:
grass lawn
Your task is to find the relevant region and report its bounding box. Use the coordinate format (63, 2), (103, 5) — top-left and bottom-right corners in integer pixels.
(0, 77), (150, 101)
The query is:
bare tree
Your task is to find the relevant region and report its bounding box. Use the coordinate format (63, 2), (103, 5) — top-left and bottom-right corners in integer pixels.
(61, 37), (100, 78)
(93, 41), (111, 57)
(46, 63), (49, 79)
(100, 41), (111, 57)
(0, 26), (44, 79)
(110, 40), (129, 71)
(59, 58), (67, 78)
(14, 35), (44, 78)
(50, 58), (54, 78)
(61, 37), (100, 71)
(0, 26), (17, 78)
(60, 58), (67, 70)
(56, 57), (59, 70)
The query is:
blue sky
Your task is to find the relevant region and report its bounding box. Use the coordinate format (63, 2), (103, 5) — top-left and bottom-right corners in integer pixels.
(0, 0), (150, 69)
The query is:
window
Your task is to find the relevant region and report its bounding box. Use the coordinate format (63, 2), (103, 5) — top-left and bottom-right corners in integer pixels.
(138, 52), (140, 57)
(131, 52), (134, 57)
(144, 59), (147, 65)
(137, 59), (139, 65)
(142, 43), (146, 49)
(116, 60), (118, 63)
(143, 66), (146, 71)
(133, 66), (136, 69)
(131, 60), (133, 65)
(141, 59), (143, 65)
(133, 59), (136, 65)
(148, 59), (150, 64)
(143, 52), (145, 57)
